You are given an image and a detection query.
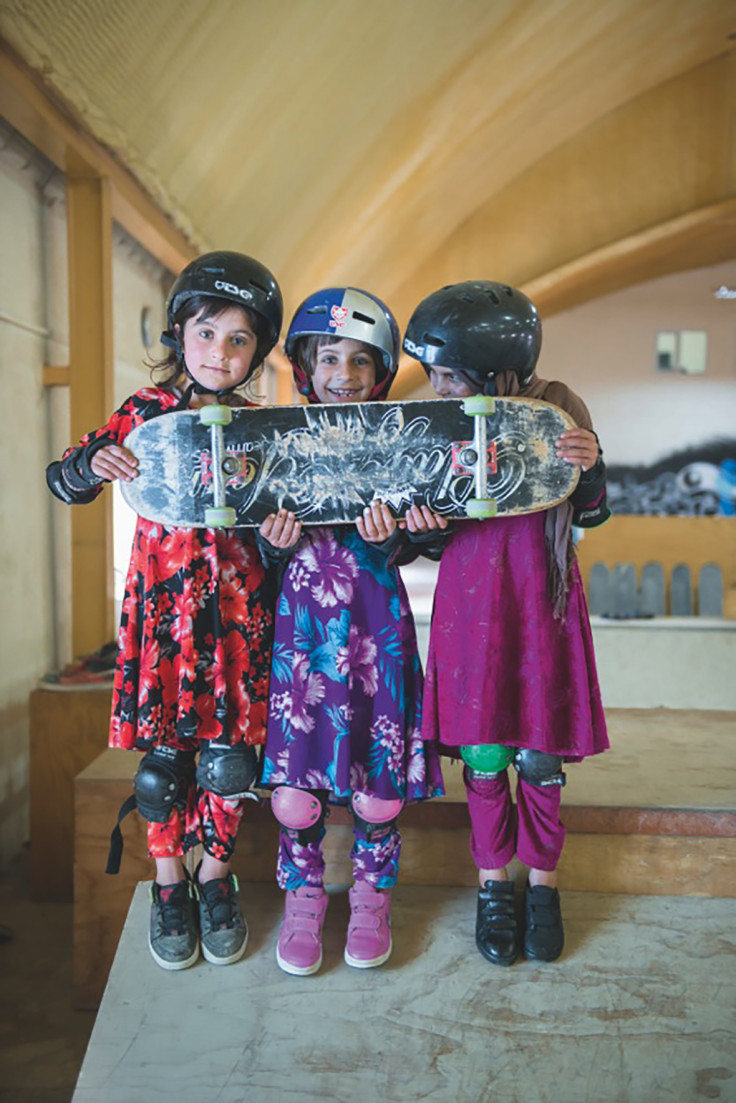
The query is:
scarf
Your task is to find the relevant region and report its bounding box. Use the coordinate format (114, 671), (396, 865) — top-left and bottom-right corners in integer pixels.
(492, 372), (593, 620)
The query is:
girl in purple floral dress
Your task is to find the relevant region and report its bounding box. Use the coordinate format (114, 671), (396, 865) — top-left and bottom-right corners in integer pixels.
(259, 288), (444, 976)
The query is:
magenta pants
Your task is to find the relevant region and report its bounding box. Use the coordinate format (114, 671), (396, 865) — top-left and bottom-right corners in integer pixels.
(464, 768), (566, 872)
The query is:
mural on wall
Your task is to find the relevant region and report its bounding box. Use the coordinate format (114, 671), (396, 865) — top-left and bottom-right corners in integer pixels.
(607, 439), (736, 516)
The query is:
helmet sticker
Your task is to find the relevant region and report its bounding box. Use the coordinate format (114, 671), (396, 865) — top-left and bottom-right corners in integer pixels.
(329, 305), (349, 328)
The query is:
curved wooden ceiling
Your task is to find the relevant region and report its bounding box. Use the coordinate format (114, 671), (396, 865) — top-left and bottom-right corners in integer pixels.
(1, 0), (735, 393)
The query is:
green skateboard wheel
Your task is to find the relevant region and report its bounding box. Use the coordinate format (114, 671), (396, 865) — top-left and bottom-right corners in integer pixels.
(200, 405), (233, 426)
(205, 507), (237, 527)
(466, 498), (497, 519)
(462, 395), (496, 415)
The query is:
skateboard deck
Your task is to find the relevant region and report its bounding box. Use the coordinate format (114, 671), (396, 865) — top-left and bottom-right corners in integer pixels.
(120, 396), (580, 528)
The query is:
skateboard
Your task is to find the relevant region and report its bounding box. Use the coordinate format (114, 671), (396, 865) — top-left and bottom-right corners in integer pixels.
(120, 396), (580, 528)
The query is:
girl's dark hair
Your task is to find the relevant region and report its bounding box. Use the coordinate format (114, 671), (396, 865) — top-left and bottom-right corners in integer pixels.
(150, 293), (266, 395)
(295, 334), (381, 381)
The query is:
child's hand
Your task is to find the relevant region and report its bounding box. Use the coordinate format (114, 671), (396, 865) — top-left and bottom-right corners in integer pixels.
(556, 428), (599, 472)
(401, 504), (449, 534)
(90, 445), (139, 483)
(356, 501), (396, 543)
(259, 509), (302, 548)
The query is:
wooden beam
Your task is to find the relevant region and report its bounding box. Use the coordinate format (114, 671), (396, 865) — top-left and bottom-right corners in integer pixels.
(0, 39), (195, 273)
(42, 365), (70, 386)
(66, 148), (115, 655)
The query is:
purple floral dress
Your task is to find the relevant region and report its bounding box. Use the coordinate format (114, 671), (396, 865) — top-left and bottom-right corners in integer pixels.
(261, 526), (444, 889)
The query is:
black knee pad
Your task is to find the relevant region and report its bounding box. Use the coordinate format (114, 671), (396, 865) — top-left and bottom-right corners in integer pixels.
(196, 742), (258, 800)
(513, 748), (566, 788)
(134, 745), (196, 822)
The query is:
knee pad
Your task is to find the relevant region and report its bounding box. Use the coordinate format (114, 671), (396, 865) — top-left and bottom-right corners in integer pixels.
(134, 745), (196, 823)
(196, 741), (258, 800)
(513, 748), (566, 788)
(271, 787), (328, 843)
(351, 791), (404, 840)
(460, 743), (514, 779)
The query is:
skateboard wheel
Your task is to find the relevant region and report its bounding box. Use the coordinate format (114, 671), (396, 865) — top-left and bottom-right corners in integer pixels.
(205, 507), (237, 527)
(200, 405), (233, 426)
(462, 395), (496, 415)
(466, 497), (498, 519)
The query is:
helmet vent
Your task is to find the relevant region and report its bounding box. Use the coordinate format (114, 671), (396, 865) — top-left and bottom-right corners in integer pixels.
(306, 305), (328, 315)
(352, 311), (375, 326)
(482, 288), (501, 305)
(424, 333), (445, 348)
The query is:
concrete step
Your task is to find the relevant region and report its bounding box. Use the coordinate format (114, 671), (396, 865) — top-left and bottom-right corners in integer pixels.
(73, 707), (736, 1007)
(71, 880), (735, 1103)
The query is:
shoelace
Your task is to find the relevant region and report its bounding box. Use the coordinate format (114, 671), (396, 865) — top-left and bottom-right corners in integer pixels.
(199, 878), (237, 931)
(156, 883), (191, 936)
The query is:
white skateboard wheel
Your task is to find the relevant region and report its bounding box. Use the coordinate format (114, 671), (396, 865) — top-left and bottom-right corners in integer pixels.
(205, 507), (237, 527)
(200, 405), (233, 426)
(462, 395), (496, 415)
(466, 498), (498, 519)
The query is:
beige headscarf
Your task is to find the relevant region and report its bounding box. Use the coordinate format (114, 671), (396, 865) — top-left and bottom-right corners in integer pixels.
(492, 371), (593, 619)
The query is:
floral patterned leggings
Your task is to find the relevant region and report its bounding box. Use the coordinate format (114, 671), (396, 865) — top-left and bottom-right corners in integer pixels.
(146, 784), (246, 863)
(277, 820), (401, 891)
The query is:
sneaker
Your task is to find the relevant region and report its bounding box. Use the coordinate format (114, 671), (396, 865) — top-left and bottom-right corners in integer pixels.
(475, 880), (519, 967)
(344, 881), (392, 969)
(523, 883), (564, 962)
(276, 886), (328, 976)
(197, 870), (248, 965)
(149, 875), (199, 971)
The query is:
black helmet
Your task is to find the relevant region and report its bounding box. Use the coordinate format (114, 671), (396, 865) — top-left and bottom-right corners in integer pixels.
(165, 250), (283, 368)
(402, 281), (541, 393)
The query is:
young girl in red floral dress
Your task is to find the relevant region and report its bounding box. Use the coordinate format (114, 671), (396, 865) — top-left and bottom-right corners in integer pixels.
(47, 252), (283, 971)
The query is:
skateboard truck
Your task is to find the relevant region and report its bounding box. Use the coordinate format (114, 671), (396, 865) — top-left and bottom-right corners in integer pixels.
(459, 395), (499, 519)
(199, 405), (237, 527)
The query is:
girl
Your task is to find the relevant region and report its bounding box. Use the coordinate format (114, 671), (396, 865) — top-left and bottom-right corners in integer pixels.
(47, 251), (283, 971)
(402, 281), (610, 966)
(259, 287), (444, 976)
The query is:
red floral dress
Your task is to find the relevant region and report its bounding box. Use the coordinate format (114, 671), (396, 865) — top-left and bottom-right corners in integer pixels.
(59, 387), (275, 860)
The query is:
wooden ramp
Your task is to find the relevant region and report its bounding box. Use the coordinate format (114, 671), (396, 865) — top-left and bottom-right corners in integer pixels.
(71, 882), (735, 1103)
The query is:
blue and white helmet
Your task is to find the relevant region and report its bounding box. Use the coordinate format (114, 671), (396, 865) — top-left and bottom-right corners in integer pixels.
(285, 287), (400, 401)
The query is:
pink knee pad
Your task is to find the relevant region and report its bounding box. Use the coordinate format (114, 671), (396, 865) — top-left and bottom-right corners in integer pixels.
(272, 787), (325, 831)
(351, 791), (404, 824)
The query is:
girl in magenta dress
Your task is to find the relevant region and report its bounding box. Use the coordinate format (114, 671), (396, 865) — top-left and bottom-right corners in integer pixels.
(258, 287), (444, 976)
(47, 252), (282, 971)
(402, 281), (610, 967)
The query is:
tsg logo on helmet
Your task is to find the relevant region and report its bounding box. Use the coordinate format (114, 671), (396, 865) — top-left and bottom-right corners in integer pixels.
(214, 280), (254, 302)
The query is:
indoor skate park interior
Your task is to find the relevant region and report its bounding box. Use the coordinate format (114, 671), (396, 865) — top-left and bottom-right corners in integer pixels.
(0, 2), (735, 1101)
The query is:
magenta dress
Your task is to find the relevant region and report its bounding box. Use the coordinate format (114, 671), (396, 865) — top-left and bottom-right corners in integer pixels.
(422, 513), (608, 762)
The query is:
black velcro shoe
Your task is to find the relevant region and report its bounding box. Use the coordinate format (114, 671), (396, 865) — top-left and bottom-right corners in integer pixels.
(475, 880), (519, 967)
(523, 883), (564, 962)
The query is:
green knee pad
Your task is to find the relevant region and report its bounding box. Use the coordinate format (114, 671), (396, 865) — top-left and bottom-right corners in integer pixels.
(460, 744), (514, 776)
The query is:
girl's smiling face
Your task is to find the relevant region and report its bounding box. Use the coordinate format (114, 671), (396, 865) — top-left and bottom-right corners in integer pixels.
(310, 338), (377, 404)
(178, 305), (258, 392)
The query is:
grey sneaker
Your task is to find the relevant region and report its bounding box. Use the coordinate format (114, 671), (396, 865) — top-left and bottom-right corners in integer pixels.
(197, 870), (248, 965)
(148, 875), (199, 971)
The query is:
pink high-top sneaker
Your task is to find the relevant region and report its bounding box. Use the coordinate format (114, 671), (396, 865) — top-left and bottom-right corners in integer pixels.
(276, 885), (328, 976)
(344, 881), (392, 968)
